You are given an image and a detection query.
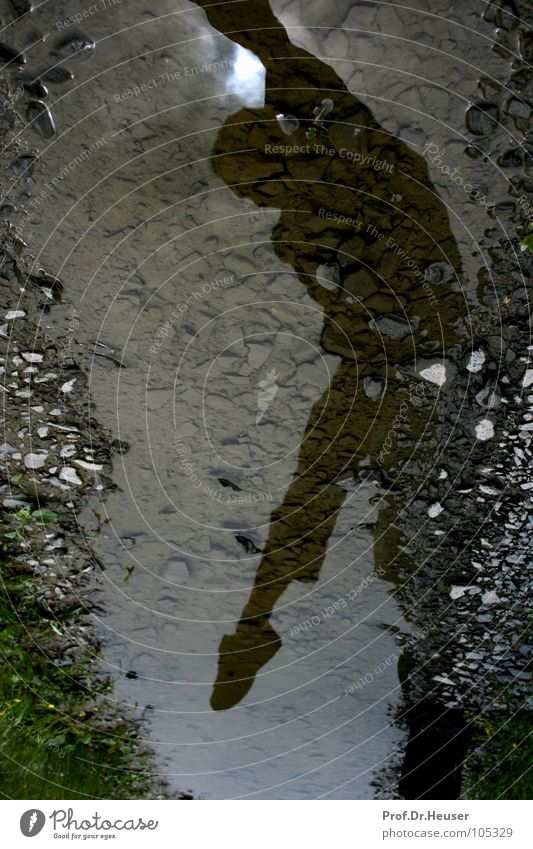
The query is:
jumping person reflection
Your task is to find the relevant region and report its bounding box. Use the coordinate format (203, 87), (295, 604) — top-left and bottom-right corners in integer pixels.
(190, 0), (467, 710)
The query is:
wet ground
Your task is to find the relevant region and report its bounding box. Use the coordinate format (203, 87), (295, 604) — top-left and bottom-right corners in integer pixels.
(1, 0), (531, 799)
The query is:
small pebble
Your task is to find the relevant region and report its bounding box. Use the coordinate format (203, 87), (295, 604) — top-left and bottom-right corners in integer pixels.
(419, 363), (447, 387)
(53, 34), (95, 60)
(475, 419), (495, 440)
(74, 459), (102, 471)
(59, 466), (82, 485)
(466, 350), (485, 373)
(26, 100), (56, 138)
(60, 378), (76, 393)
(24, 452), (48, 469)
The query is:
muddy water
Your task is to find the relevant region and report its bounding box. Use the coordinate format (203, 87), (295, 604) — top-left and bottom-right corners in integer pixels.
(3, 0), (518, 798)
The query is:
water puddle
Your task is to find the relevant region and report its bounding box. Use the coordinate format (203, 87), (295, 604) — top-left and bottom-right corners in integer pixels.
(3, 0), (528, 799)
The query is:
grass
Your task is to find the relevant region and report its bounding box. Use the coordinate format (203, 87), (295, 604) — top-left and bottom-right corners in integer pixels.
(463, 710), (533, 800)
(0, 516), (162, 799)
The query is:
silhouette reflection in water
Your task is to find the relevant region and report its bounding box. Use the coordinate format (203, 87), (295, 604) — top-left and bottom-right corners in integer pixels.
(190, 0), (467, 711)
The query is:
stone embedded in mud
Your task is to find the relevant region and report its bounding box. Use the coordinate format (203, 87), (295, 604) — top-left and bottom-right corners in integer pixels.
(450, 585), (468, 599)
(465, 102), (498, 136)
(24, 452), (48, 469)
(53, 33), (95, 60)
(41, 66), (74, 83)
(74, 459), (102, 471)
(111, 439), (129, 454)
(59, 466), (82, 485)
(479, 485), (500, 496)
(5, 309), (25, 319)
(419, 363), (447, 387)
(475, 381), (501, 408)
(482, 590), (501, 605)
(522, 369), (533, 388)
(428, 502), (444, 518)
(475, 418), (495, 440)
(520, 30), (533, 62)
(363, 376), (385, 401)
(60, 378), (76, 393)
(424, 262), (454, 285)
(23, 79), (48, 99)
(26, 100), (56, 138)
(369, 314), (417, 338)
(497, 147), (524, 168)
(9, 0), (33, 14)
(0, 41), (26, 64)
(506, 98), (531, 119)
(465, 349), (485, 372)
(22, 352), (43, 362)
(316, 262), (340, 291)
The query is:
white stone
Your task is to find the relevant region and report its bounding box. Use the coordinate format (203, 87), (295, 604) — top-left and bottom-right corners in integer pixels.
(419, 363), (447, 386)
(60, 378), (76, 393)
(74, 459), (103, 471)
(428, 502), (444, 518)
(523, 369), (533, 389)
(5, 310), (25, 320)
(466, 350), (485, 373)
(482, 590), (500, 605)
(450, 585), (467, 600)
(22, 352), (44, 363)
(24, 452), (48, 469)
(59, 466), (82, 485)
(475, 419), (495, 440)
(37, 426), (49, 438)
(60, 445), (76, 458)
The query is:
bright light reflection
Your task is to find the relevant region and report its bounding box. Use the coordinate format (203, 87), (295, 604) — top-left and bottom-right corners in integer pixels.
(228, 45), (265, 106)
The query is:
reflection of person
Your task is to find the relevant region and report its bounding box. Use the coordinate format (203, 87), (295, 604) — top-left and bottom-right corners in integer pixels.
(191, 0), (466, 710)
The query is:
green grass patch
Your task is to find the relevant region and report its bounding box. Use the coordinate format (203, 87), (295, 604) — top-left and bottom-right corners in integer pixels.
(0, 519), (161, 799)
(463, 710), (533, 800)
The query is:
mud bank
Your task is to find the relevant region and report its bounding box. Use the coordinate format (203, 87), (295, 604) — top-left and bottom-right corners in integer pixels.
(375, 0), (533, 797)
(0, 79), (192, 799)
